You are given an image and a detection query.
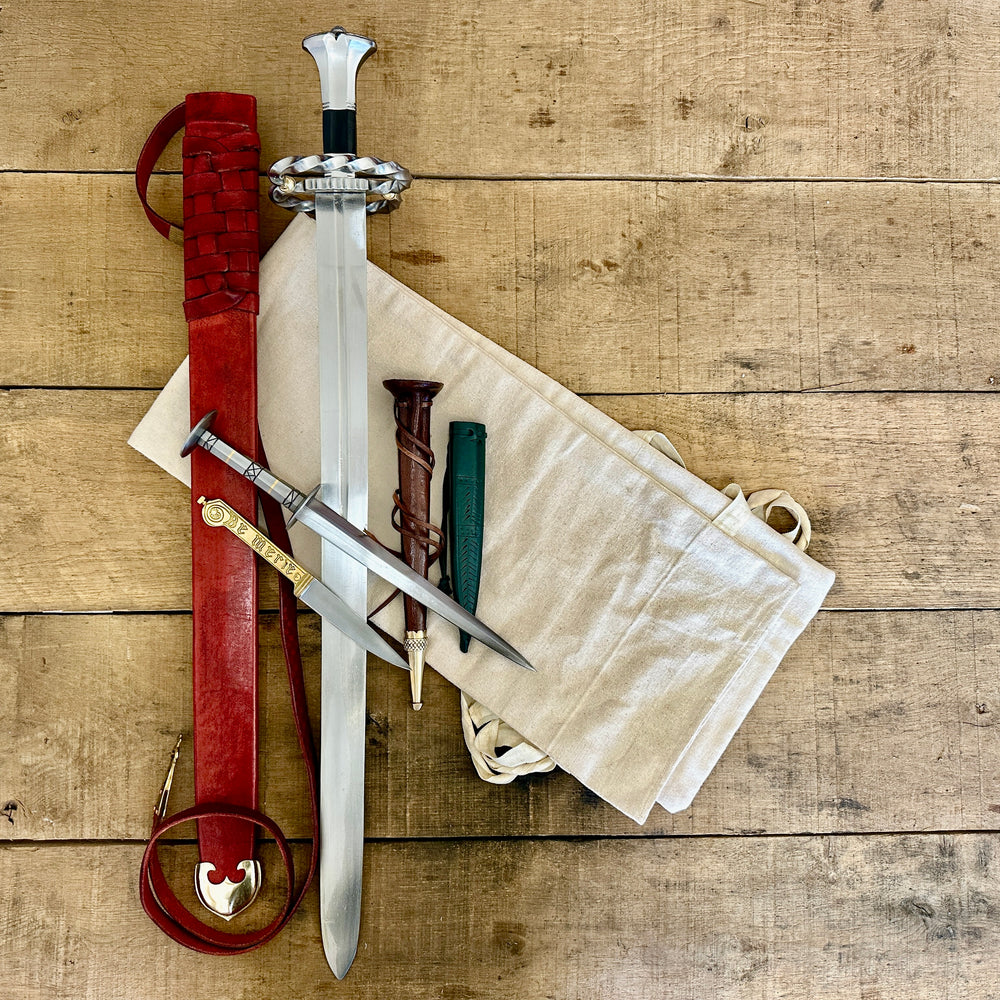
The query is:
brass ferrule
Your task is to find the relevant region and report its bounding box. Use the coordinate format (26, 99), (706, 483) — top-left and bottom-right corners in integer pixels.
(403, 630), (428, 711)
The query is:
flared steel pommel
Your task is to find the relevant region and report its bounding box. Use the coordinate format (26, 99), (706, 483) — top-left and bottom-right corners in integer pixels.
(303, 28), (376, 112)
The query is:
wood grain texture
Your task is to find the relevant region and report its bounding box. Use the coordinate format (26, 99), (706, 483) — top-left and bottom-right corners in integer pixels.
(3, 2), (996, 994)
(3, 835), (999, 999)
(2, 611), (998, 842)
(6, 175), (1000, 392)
(594, 391), (1000, 609)
(1, 389), (994, 611)
(4, 1), (1000, 178)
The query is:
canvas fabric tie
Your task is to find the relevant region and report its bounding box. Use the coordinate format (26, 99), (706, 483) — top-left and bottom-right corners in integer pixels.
(131, 213), (835, 825)
(133, 96), (318, 952)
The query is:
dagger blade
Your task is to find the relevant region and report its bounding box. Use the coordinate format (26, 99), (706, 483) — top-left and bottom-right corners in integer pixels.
(195, 495), (409, 671)
(299, 576), (409, 672)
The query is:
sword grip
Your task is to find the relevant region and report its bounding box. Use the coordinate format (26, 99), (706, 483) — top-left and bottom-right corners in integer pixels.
(324, 110), (356, 157)
(183, 412), (308, 515)
(303, 28), (376, 155)
(198, 497), (314, 596)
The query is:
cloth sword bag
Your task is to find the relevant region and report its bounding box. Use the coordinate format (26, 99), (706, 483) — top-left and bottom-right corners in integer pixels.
(130, 213), (834, 824)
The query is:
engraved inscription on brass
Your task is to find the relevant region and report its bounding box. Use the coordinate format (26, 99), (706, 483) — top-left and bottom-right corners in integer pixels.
(198, 497), (315, 596)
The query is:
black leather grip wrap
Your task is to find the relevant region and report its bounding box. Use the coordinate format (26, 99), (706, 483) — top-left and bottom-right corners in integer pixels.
(323, 109), (357, 155)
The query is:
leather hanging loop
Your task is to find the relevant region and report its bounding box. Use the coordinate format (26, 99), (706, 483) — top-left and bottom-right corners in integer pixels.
(141, 802), (296, 956)
(135, 101), (187, 243)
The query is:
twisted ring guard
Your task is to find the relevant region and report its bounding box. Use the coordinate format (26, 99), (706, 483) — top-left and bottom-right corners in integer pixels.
(269, 154), (412, 214)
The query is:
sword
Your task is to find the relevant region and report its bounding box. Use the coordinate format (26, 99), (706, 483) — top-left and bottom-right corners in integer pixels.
(268, 29), (411, 979)
(195, 496), (409, 672)
(182, 413), (534, 671)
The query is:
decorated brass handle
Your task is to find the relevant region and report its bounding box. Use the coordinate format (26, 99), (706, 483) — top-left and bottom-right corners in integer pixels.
(198, 497), (314, 597)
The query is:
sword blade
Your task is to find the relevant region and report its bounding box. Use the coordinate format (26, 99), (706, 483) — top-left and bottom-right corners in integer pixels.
(316, 183), (370, 978)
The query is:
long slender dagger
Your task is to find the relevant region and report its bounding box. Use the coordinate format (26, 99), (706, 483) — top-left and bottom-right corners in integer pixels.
(182, 411), (535, 672)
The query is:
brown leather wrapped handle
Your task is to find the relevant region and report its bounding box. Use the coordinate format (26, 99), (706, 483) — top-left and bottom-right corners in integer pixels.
(384, 379), (444, 632)
(383, 379), (444, 708)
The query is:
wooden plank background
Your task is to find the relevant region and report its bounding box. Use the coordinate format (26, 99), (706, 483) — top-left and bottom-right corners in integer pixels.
(3, 1), (998, 997)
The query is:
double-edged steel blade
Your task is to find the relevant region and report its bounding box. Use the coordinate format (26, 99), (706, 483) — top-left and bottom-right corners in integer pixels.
(290, 492), (535, 672)
(314, 180), (370, 978)
(299, 576), (408, 672)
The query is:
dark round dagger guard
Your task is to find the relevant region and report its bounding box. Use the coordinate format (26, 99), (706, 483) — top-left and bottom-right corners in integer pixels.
(384, 379), (444, 709)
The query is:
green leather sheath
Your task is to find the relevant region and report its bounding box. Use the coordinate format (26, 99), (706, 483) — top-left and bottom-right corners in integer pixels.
(440, 421), (487, 653)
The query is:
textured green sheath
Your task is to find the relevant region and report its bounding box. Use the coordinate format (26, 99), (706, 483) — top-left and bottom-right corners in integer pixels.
(445, 422), (487, 652)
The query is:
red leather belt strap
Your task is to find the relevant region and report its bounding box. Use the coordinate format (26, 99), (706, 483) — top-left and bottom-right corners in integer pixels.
(135, 95), (318, 953)
(183, 92), (260, 895)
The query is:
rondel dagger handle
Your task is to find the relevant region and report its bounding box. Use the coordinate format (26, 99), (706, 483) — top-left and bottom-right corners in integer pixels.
(182, 411), (307, 514)
(303, 27), (376, 155)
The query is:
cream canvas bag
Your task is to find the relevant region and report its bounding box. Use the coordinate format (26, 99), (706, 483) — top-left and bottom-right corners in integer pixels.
(131, 214), (834, 824)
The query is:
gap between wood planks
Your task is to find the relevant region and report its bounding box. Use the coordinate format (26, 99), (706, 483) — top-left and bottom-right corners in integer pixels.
(6, 168), (1000, 185)
(3, 828), (999, 846)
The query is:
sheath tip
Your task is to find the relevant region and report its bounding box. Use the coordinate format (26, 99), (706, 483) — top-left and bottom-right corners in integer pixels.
(411, 701), (423, 711)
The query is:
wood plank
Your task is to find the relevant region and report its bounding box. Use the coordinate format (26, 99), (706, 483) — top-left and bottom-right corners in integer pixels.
(2, 611), (998, 841)
(3, 835), (998, 998)
(6, 175), (1000, 392)
(1, 390), (190, 610)
(4, 1), (1000, 178)
(0, 174), (288, 389)
(594, 391), (1000, 608)
(1, 389), (995, 611)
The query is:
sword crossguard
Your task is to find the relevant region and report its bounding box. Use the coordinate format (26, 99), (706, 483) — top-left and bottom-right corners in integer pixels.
(269, 154), (411, 215)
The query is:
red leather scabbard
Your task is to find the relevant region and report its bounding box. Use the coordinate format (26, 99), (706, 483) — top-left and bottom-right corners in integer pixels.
(136, 95), (318, 955)
(183, 92), (262, 889)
